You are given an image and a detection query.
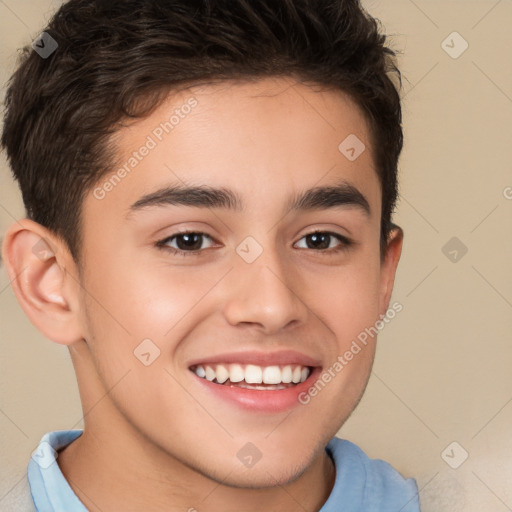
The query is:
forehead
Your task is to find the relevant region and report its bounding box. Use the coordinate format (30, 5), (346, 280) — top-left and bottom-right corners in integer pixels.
(83, 77), (380, 227)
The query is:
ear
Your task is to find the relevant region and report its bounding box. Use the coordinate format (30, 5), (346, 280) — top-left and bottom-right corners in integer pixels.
(378, 224), (404, 316)
(1, 219), (84, 345)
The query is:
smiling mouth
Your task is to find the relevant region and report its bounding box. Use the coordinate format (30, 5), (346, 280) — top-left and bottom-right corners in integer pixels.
(190, 363), (313, 390)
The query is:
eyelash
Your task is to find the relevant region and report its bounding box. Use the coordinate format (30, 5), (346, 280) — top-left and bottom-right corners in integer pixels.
(155, 230), (353, 257)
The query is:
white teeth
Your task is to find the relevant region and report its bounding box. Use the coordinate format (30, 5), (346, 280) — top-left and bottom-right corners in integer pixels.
(215, 364), (229, 384)
(228, 364), (244, 383)
(195, 366), (206, 378)
(245, 365), (263, 384)
(262, 366), (282, 384)
(281, 365), (293, 383)
(192, 363), (312, 387)
(292, 366), (302, 383)
(205, 366), (216, 381)
(237, 383), (287, 390)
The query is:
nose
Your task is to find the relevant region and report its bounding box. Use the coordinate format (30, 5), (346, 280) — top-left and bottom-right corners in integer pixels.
(221, 244), (310, 335)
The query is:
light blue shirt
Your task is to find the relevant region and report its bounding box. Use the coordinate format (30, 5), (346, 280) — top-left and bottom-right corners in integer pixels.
(26, 430), (420, 511)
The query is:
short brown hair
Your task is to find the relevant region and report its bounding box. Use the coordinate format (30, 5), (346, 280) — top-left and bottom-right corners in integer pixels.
(1, 0), (403, 265)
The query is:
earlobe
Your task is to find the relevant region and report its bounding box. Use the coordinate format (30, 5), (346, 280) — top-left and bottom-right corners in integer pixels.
(1, 219), (83, 345)
(378, 225), (404, 317)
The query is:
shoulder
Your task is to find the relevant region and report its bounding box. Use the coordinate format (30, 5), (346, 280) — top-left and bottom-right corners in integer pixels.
(322, 437), (420, 512)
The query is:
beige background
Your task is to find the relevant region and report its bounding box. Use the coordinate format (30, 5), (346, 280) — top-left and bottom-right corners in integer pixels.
(1, 1), (511, 510)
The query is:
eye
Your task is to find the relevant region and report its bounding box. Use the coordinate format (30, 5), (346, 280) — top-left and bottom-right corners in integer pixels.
(156, 231), (215, 256)
(155, 230), (353, 257)
(295, 231), (352, 253)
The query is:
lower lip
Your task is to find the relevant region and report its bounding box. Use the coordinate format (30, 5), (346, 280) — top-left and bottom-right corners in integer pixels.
(191, 367), (323, 413)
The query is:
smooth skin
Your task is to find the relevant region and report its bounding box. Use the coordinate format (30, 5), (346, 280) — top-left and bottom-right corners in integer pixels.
(2, 76), (403, 512)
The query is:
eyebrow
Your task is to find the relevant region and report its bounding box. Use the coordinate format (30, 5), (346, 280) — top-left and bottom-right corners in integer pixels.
(126, 178), (371, 218)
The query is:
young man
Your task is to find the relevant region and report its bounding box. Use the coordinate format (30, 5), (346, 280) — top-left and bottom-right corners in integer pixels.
(1, 0), (420, 510)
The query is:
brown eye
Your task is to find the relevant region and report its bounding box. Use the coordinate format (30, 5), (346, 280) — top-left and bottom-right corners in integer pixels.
(156, 231), (215, 255)
(295, 231), (352, 252)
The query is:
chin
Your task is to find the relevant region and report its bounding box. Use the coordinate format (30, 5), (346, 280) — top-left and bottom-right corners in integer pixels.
(219, 461), (310, 489)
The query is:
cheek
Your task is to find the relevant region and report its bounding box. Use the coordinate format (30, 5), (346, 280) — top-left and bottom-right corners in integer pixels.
(310, 254), (382, 342)
(300, 248), (381, 398)
(80, 252), (226, 359)
(297, 263), (380, 423)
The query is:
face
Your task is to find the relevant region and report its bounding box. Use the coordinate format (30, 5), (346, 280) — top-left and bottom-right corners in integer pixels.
(75, 76), (399, 487)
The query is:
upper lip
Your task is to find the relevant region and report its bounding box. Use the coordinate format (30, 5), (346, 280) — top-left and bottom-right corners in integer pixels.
(187, 350), (322, 369)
